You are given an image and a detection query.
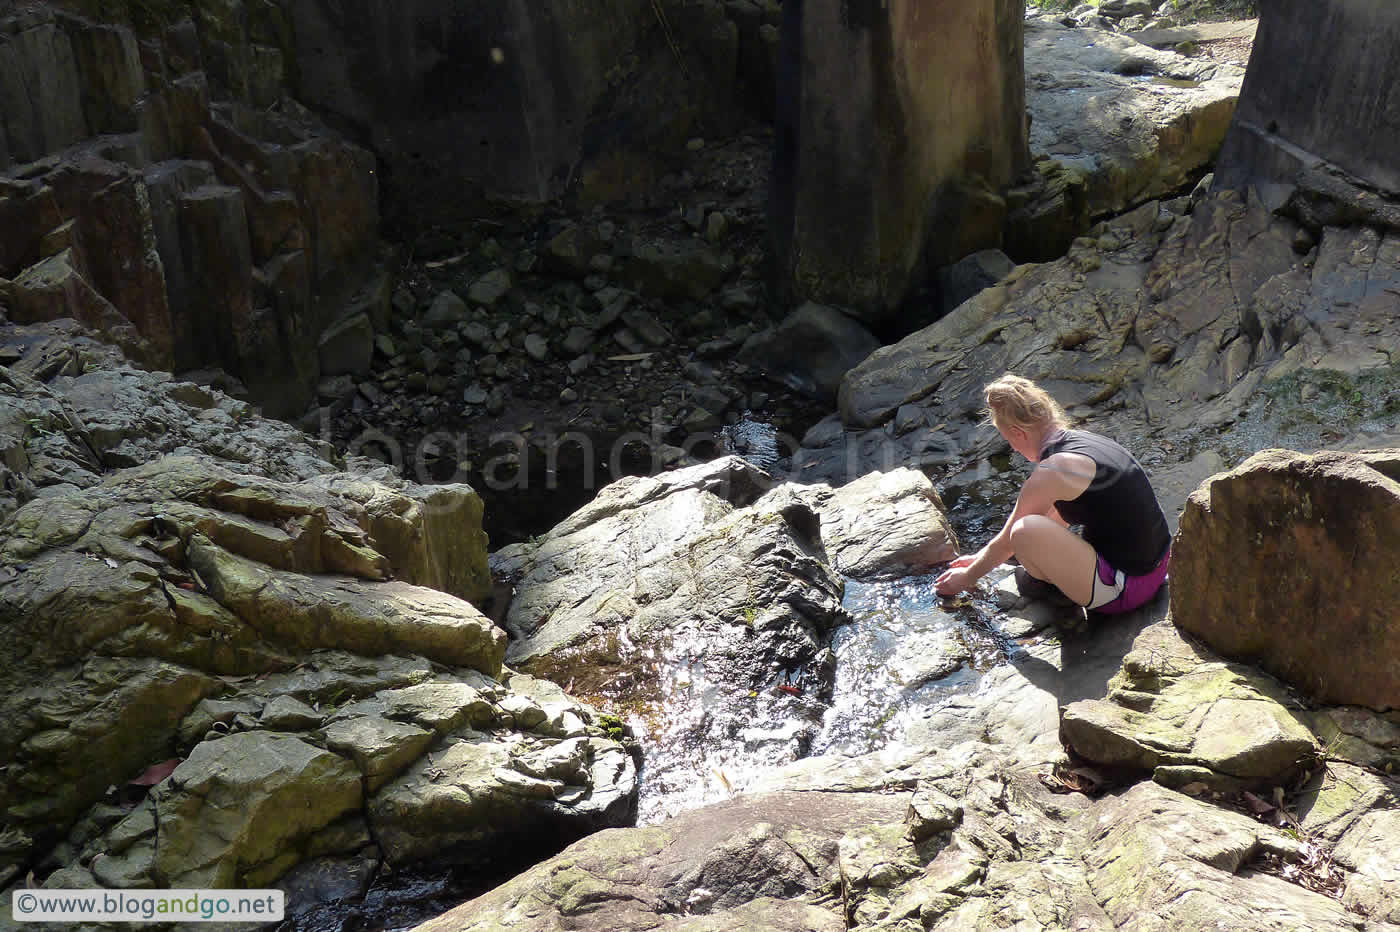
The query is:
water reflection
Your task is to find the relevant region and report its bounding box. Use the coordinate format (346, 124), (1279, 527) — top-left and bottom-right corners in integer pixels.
(812, 571), (1021, 758)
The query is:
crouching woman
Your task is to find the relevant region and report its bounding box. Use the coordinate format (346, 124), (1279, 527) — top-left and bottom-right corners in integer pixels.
(934, 373), (1171, 614)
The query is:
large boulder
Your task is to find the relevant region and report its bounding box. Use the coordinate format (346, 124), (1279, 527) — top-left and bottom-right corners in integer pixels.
(1018, 20), (1244, 260)
(738, 302), (881, 403)
(770, 0), (1028, 318)
(1061, 620), (1318, 789)
(1171, 449), (1400, 712)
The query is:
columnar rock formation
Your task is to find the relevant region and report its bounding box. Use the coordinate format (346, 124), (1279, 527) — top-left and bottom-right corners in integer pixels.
(0, 2), (381, 418)
(1215, 0), (1400, 210)
(770, 0), (1030, 319)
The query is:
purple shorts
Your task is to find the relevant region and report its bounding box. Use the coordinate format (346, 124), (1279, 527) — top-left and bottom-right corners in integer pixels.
(1088, 547), (1170, 614)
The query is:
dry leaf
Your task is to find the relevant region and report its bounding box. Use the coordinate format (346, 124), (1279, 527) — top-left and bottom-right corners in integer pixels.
(1178, 781), (1209, 796)
(607, 353), (654, 362)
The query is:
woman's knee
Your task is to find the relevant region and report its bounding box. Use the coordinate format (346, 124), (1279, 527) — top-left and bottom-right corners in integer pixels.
(1009, 514), (1055, 548)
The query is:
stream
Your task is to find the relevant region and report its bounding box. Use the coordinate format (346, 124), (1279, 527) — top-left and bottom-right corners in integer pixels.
(278, 459), (1032, 930)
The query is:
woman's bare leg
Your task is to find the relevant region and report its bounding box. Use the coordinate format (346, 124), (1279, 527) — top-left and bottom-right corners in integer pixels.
(1008, 515), (1099, 605)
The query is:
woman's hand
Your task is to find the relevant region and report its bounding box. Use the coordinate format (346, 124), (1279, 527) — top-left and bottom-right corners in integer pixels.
(935, 555), (979, 596)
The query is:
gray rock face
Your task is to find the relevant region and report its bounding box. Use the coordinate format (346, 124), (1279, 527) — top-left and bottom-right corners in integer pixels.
(1216, 0), (1400, 201)
(0, 325), (634, 891)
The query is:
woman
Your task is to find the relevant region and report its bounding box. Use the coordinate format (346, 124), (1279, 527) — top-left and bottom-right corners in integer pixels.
(934, 374), (1171, 614)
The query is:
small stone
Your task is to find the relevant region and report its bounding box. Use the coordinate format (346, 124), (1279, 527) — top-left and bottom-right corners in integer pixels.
(468, 268), (513, 306)
(559, 387), (579, 403)
(524, 334), (549, 361)
(463, 385), (488, 405)
(374, 334), (397, 358)
(683, 406), (721, 432)
(427, 375), (449, 395)
(316, 375), (356, 404)
(683, 205), (706, 230)
(562, 327), (596, 356)
(493, 321), (510, 341)
(462, 322), (492, 348)
(589, 253), (614, 272)
(486, 389), (507, 415)
(405, 372), (428, 392)
(358, 382), (386, 406)
(423, 290), (467, 329)
(748, 391), (769, 409)
(516, 250), (538, 273)
(686, 137), (705, 151)
(597, 220), (617, 242)
(568, 354), (593, 375)
(705, 211), (727, 242)
(584, 274), (608, 291)
(621, 309), (671, 347)
(614, 329), (647, 354)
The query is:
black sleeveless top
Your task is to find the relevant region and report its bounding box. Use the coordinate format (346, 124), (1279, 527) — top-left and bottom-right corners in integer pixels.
(1039, 429), (1171, 575)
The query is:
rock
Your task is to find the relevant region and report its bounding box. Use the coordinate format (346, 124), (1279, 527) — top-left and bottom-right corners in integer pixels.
(620, 308), (671, 347)
(468, 268), (513, 306)
(771, 0), (1026, 316)
(544, 224), (600, 277)
(562, 326), (595, 355)
(423, 290), (467, 329)
(739, 302), (881, 403)
(1021, 20), (1243, 253)
(463, 385), (488, 405)
(625, 240), (731, 300)
(503, 457), (843, 819)
(1061, 620), (1317, 785)
(260, 695), (323, 730)
(933, 249), (1016, 323)
(315, 374), (356, 404)
(1172, 449), (1400, 711)
(113, 732), (362, 888)
(523, 333), (550, 361)
(1215, 0), (1400, 201)
(413, 790), (904, 932)
(317, 312), (374, 377)
(756, 469), (958, 578)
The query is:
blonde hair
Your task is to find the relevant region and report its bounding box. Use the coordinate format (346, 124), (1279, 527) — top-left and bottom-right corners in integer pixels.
(984, 373), (1069, 432)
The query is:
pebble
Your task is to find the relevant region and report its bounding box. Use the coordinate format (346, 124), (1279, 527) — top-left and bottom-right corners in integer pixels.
(568, 354), (593, 375)
(560, 387), (579, 403)
(686, 137), (705, 151)
(463, 385), (488, 405)
(524, 333), (550, 361)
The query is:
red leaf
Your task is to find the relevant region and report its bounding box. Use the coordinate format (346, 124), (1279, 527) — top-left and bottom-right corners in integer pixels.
(775, 684), (802, 696)
(176, 582), (195, 591)
(1242, 791), (1275, 814)
(129, 758), (182, 787)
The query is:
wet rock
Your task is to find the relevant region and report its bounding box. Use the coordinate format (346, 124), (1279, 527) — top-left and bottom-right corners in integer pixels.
(503, 457), (842, 818)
